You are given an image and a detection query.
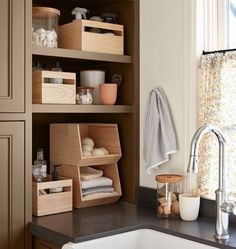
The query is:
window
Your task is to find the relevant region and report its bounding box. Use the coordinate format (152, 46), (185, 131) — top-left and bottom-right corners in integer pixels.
(228, 0), (236, 48)
(197, 0), (236, 199)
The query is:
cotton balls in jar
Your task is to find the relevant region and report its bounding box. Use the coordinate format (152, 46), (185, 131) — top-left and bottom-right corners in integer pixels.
(32, 28), (58, 48)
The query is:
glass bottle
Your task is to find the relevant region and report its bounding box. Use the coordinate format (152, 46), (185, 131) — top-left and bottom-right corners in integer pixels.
(32, 60), (43, 71)
(32, 148), (47, 182)
(50, 62), (63, 84)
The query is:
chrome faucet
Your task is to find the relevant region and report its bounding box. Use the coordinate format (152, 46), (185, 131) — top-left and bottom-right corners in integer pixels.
(188, 124), (236, 240)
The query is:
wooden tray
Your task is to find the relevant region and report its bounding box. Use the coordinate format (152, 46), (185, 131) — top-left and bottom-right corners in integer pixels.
(59, 19), (124, 55)
(50, 123), (122, 167)
(32, 176), (73, 216)
(33, 70), (76, 104)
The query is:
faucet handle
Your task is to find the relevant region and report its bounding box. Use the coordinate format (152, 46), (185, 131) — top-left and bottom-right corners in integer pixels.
(221, 201), (236, 215)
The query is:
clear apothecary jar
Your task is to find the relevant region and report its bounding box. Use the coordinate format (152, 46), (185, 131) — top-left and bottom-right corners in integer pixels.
(32, 7), (60, 48)
(156, 174), (183, 219)
(76, 87), (95, 105)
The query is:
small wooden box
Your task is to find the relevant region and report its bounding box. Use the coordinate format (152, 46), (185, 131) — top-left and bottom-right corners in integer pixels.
(33, 70), (76, 104)
(50, 123), (122, 167)
(32, 176), (73, 216)
(56, 164), (122, 208)
(59, 20), (124, 55)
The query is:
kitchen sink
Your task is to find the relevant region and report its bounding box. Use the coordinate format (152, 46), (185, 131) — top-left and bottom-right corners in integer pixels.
(62, 229), (217, 249)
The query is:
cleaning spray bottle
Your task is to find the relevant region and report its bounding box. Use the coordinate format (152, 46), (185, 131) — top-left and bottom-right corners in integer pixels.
(71, 7), (89, 20)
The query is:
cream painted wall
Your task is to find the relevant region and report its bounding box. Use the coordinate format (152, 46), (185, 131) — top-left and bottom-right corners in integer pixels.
(140, 0), (195, 188)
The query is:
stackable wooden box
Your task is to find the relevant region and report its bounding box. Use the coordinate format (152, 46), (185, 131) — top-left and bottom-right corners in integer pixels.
(50, 123), (122, 208)
(32, 70), (76, 104)
(32, 176), (73, 216)
(59, 20), (124, 55)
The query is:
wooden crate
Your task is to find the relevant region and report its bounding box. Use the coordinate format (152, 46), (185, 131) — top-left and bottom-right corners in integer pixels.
(56, 164), (122, 208)
(32, 176), (73, 216)
(50, 123), (122, 167)
(59, 20), (124, 55)
(33, 70), (76, 104)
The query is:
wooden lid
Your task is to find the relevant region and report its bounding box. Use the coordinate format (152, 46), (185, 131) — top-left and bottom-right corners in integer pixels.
(155, 174), (183, 183)
(33, 7), (60, 18)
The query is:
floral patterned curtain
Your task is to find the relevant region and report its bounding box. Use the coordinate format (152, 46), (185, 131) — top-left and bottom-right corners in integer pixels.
(198, 52), (236, 199)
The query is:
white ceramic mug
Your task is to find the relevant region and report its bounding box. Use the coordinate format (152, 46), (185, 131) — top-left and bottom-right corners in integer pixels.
(179, 193), (200, 221)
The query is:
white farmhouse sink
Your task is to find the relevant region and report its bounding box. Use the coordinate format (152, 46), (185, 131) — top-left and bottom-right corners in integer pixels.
(62, 229), (217, 249)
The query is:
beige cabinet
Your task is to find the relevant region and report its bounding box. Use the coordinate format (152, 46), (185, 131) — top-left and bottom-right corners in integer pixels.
(0, 0), (25, 112)
(0, 122), (25, 249)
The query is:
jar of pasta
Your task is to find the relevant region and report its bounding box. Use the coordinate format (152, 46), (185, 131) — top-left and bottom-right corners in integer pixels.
(156, 174), (183, 218)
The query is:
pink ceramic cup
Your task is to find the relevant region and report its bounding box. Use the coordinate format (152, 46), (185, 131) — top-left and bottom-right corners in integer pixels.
(99, 83), (117, 105)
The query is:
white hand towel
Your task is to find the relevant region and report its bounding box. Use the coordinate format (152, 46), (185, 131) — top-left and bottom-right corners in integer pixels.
(81, 176), (113, 189)
(82, 186), (114, 197)
(144, 87), (177, 173)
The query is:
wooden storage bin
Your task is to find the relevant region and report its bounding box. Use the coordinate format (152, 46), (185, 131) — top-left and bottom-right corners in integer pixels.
(32, 176), (73, 216)
(50, 123), (122, 167)
(59, 20), (124, 55)
(56, 164), (122, 208)
(33, 70), (76, 104)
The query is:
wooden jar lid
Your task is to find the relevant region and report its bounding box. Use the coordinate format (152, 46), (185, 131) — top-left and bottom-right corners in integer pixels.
(155, 174), (183, 183)
(33, 7), (60, 18)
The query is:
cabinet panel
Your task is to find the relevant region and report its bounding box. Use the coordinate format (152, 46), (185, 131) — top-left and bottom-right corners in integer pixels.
(0, 0), (25, 112)
(0, 122), (25, 249)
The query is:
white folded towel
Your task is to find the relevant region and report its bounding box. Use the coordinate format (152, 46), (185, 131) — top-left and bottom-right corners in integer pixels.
(143, 87), (177, 173)
(82, 186), (114, 197)
(81, 176), (113, 189)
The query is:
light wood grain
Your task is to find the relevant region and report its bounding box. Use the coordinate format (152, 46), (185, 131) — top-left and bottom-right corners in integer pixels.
(32, 70), (76, 104)
(32, 47), (131, 63)
(32, 104), (133, 113)
(59, 19), (124, 55)
(50, 123), (122, 167)
(56, 164), (121, 208)
(32, 177), (73, 216)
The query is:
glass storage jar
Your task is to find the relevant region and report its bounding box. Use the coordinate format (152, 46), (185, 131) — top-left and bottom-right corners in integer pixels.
(32, 7), (60, 48)
(156, 174), (183, 218)
(76, 87), (95, 105)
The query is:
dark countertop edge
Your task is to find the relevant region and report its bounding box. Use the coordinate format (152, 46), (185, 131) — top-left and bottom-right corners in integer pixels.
(30, 220), (236, 249)
(30, 223), (73, 246)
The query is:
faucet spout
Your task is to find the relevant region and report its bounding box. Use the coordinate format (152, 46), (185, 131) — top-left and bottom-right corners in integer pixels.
(188, 124), (229, 240)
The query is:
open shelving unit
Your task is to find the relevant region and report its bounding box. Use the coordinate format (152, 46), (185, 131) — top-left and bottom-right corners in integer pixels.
(32, 0), (139, 206)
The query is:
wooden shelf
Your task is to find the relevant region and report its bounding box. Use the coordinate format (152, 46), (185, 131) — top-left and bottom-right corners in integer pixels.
(32, 47), (132, 64)
(32, 104), (133, 113)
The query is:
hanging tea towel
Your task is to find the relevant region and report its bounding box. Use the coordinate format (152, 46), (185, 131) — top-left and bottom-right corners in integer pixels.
(143, 87), (177, 173)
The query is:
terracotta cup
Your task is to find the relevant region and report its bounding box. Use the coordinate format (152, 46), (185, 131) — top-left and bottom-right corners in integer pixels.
(99, 83), (117, 105)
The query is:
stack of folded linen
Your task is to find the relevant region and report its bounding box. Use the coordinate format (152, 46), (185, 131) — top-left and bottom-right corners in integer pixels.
(80, 167), (114, 197)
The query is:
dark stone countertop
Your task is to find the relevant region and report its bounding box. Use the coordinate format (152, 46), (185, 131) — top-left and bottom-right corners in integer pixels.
(30, 201), (236, 248)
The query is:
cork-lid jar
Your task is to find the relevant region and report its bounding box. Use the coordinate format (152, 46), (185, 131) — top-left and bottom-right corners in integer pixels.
(156, 174), (183, 219)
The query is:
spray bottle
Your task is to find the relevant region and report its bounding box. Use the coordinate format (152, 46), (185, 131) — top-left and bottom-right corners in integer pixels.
(72, 7), (89, 20)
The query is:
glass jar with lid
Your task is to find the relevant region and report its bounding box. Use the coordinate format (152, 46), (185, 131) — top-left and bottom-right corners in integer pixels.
(156, 174), (183, 218)
(76, 87), (95, 105)
(32, 7), (60, 48)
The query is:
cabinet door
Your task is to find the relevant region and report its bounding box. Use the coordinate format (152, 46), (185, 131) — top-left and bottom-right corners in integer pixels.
(0, 0), (25, 112)
(0, 122), (25, 249)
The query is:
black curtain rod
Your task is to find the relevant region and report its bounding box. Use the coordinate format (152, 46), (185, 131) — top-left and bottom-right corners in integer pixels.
(202, 48), (236, 55)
